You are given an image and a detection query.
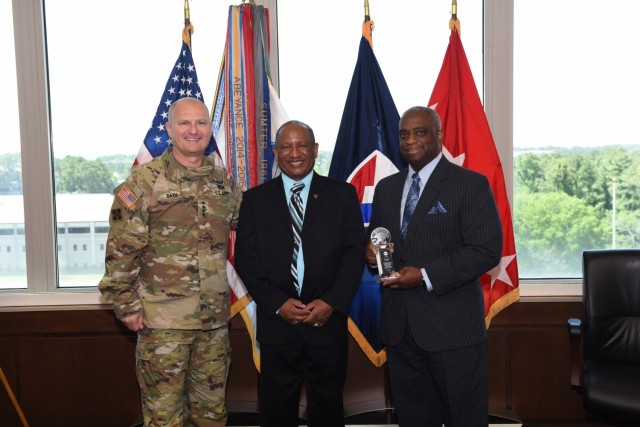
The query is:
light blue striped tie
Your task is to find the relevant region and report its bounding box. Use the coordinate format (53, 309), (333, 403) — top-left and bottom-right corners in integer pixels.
(401, 172), (421, 240)
(289, 182), (305, 295)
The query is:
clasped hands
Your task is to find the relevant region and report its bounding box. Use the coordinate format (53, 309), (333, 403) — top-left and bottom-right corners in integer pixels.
(365, 241), (424, 290)
(278, 298), (333, 328)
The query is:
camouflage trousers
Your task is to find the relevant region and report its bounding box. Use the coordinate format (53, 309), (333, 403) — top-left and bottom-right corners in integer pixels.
(136, 326), (230, 427)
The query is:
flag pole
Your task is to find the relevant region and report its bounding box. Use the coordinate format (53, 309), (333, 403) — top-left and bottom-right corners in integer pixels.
(0, 367), (29, 427)
(183, 0), (193, 49)
(449, 0), (461, 34)
(184, 0), (190, 29)
(363, 0), (374, 48)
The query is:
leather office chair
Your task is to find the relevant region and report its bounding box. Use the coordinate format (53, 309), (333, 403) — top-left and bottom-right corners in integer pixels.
(568, 249), (640, 424)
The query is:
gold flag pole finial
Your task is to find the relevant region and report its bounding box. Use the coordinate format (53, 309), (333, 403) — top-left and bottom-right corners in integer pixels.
(184, 0), (191, 27)
(183, 0), (194, 49)
(362, 0), (374, 48)
(449, 0), (461, 34)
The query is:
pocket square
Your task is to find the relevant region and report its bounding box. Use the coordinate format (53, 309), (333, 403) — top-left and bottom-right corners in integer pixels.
(427, 201), (447, 215)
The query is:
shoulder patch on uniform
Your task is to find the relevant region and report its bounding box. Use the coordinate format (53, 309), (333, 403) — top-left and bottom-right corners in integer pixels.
(117, 185), (139, 208)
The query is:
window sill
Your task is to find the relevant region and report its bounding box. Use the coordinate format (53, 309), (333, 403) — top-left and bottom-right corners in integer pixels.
(0, 280), (583, 311)
(0, 291), (110, 312)
(519, 279), (581, 299)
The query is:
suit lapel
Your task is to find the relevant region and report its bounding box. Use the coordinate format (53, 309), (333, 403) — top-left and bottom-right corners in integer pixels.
(387, 170), (406, 244)
(267, 176), (292, 232)
(303, 172), (325, 228)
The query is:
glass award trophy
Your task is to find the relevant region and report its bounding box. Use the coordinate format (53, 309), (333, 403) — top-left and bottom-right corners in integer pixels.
(370, 227), (399, 282)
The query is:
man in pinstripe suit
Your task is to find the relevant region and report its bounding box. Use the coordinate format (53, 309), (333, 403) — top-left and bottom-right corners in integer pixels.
(365, 106), (503, 426)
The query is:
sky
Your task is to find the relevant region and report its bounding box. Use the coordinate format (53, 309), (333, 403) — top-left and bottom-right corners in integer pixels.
(3, 0), (481, 161)
(3, 1), (639, 163)
(3, 0), (20, 156)
(513, 1), (640, 149)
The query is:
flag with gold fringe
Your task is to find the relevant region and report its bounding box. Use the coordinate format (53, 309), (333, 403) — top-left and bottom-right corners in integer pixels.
(212, 2), (289, 371)
(427, 19), (519, 327)
(328, 17), (405, 367)
(134, 21), (216, 167)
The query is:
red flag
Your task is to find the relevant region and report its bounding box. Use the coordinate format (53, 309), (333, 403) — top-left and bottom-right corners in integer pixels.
(428, 28), (519, 327)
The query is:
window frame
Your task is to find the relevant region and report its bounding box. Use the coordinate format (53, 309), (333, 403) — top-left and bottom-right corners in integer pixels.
(12, 0), (58, 295)
(1, 0), (577, 309)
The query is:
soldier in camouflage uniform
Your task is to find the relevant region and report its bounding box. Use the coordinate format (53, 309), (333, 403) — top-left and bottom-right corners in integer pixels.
(99, 97), (242, 427)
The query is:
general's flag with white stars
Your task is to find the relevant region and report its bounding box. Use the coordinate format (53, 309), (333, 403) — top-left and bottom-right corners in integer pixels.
(428, 23), (520, 327)
(133, 37), (216, 167)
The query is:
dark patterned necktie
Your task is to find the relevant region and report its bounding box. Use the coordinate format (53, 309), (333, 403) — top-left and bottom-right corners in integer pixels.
(401, 172), (421, 240)
(289, 182), (305, 295)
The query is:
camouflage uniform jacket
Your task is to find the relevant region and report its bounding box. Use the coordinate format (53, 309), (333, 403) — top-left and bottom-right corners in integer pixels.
(99, 148), (242, 331)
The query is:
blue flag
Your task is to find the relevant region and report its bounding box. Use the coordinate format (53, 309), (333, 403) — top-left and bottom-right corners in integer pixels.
(134, 36), (216, 166)
(329, 37), (404, 181)
(329, 36), (405, 367)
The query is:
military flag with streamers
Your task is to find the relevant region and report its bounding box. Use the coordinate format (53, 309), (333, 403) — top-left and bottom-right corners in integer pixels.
(134, 24), (216, 167)
(211, 3), (289, 371)
(428, 22), (519, 326)
(328, 20), (406, 367)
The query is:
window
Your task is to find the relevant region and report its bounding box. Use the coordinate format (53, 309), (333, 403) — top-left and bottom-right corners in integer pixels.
(0, 0), (27, 290)
(278, 1), (483, 165)
(513, 1), (640, 278)
(41, 0), (228, 289)
(12, 1), (628, 303)
(68, 227), (91, 235)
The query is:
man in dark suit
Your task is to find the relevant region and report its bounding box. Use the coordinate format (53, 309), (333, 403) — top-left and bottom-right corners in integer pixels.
(235, 120), (365, 427)
(366, 106), (503, 427)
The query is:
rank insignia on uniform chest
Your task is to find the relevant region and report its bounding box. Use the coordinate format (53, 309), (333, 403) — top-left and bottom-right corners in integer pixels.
(111, 208), (123, 222)
(199, 201), (209, 218)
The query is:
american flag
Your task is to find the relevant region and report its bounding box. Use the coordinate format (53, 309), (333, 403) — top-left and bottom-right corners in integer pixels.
(117, 186), (138, 208)
(133, 39), (216, 167)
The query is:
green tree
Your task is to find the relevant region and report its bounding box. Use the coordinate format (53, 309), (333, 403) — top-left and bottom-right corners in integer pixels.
(314, 151), (332, 176)
(617, 149), (640, 211)
(544, 154), (570, 193)
(99, 154), (135, 185)
(615, 210), (640, 248)
(55, 156), (115, 193)
(0, 153), (22, 194)
(514, 191), (609, 277)
(591, 147), (630, 179)
(514, 153), (545, 193)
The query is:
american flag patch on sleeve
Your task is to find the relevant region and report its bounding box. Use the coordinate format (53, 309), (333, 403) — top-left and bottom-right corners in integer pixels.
(117, 185), (139, 208)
